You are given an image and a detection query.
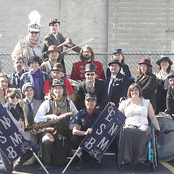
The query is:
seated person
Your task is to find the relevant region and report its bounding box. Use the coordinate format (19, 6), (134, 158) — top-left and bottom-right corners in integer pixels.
(70, 93), (101, 171)
(117, 83), (160, 165)
(35, 79), (77, 169)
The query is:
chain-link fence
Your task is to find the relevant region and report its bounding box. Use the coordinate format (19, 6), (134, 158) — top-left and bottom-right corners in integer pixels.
(1, 53), (174, 79)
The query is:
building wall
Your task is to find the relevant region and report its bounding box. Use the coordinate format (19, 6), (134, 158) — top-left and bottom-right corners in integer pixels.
(1, 0), (174, 54)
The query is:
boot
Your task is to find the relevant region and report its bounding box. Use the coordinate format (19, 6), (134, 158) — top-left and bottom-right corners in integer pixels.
(74, 157), (83, 171)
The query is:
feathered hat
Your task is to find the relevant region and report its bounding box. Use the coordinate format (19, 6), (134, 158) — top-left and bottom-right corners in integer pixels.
(28, 11), (41, 32)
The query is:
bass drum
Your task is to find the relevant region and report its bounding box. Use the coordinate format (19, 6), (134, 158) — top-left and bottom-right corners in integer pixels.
(156, 116), (174, 161)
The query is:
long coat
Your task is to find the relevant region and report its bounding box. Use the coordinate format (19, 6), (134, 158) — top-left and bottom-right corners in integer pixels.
(77, 78), (108, 111)
(44, 32), (81, 69)
(106, 72), (129, 108)
(136, 72), (157, 110)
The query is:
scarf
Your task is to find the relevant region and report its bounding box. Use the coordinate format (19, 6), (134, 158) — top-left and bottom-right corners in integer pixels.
(155, 70), (169, 81)
(52, 96), (67, 115)
(31, 69), (41, 100)
(85, 107), (98, 124)
(25, 35), (40, 48)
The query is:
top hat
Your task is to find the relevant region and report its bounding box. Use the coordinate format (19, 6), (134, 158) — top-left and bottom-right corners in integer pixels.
(46, 45), (61, 56)
(84, 63), (97, 73)
(49, 19), (60, 26)
(22, 82), (35, 94)
(51, 63), (64, 72)
(51, 78), (65, 87)
(113, 49), (123, 55)
(108, 59), (121, 66)
(85, 93), (97, 101)
(28, 56), (41, 66)
(156, 56), (173, 66)
(138, 58), (152, 67)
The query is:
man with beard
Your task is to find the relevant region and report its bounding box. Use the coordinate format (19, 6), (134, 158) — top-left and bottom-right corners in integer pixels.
(8, 56), (26, 88)
(0, 73), (11, 105)
(71, 45), (105, 81)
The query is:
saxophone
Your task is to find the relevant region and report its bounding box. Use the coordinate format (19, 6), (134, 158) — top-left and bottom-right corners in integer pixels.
(31, 109), (74, 135)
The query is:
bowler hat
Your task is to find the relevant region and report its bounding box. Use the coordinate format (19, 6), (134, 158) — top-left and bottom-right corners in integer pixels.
(46, 45), (61, 56)
(156, 56), (173, 66)
(22, 82), (35, 94)
(108, 59), (121, 66)
(85, 93), (97, 101)
(113, 49), (123, 55)
(51, 63), (65, 72)
(28, 56), (41, 66)
(138, 58), (152, 67)
(49, 19), (60, 26)
(51, 78), (65, 87)
(84, 63), (97, 73)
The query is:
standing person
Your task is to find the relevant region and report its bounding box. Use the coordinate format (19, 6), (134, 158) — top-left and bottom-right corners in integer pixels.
(136, 58), (157, 111)
(44, 18), (81, 70)
(71, 93), (101, 171)
(71, 45), (106, 81)
(40, 45), (61, 78)
(106, 49), (134, 84)
(77, 63), (108, 111)
(155, 56), (173, 114)
(0, 73), (11, 105)
(35, 79), (77, 169)
(8, 56), (26, 88)
(12, 11), (45, 70)
(107, 59), (129, 108)
(0, 88), (40, 173)
(19, 56), (49, 100)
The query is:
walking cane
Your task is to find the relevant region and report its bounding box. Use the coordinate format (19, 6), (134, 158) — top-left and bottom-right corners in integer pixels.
(30, 148), (49, 174)
(62, 146), (82, 174)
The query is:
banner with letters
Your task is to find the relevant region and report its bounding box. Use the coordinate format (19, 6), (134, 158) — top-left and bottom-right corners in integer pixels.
(80, 103), (126, 161)
(0, 103), (30, 164)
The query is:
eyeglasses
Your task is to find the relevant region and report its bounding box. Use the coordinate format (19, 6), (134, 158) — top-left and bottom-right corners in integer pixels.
(29, 31), (39, 34)
(86, 73), (95, 76)
(10, 94), (21, 99)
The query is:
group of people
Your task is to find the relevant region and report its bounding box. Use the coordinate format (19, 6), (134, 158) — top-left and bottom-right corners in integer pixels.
(1, 10), (173, 173)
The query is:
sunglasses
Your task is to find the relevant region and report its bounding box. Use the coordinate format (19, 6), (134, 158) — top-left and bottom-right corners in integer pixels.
(10, 94), (21, 99)
(29, 31), (39, 34)
(86, 73), (95, 76)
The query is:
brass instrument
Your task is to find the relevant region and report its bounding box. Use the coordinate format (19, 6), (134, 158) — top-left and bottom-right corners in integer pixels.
(57, 36), (72, 48)
(31, 108), (74, 135)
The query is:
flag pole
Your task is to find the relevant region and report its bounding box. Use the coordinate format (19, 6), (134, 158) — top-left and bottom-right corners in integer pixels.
(62, 146), (82, 174)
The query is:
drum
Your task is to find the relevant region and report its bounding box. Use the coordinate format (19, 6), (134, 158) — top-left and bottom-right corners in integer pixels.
(156, 116), (174, 161)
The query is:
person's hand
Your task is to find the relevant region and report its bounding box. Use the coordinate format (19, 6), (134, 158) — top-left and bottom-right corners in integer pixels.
(18, 128), (24, 134)
(84, 128), (93, 135)
(47, 114), (59, 121)
(155, 130), (160, 137)
(110, 102), (115, 106)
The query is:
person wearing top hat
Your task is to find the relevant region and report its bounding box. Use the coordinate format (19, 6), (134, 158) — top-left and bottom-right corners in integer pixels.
(12, 11), (45, 70)
(43, 18), (81, 70)
(71, 93), (102, 171)
(77, 63), (108, 111)
(155, 56), (173, 114)
(71, 45), (106, 81)
(136, 58), (158, 110)
(19, 56), (49, 100)
(106, 49), (134, 84)
(40, 45), (61, 78)
(35, 79), (77, 169)
(43, 62), (73, 98)
(106, 59), (129, 108)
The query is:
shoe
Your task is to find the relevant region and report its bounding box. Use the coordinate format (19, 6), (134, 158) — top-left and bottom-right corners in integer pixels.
(74, 160), (83, 171)
(92, 159), (101, 167)
(39, 165), (52, 171)
(14, 164), (31, 172)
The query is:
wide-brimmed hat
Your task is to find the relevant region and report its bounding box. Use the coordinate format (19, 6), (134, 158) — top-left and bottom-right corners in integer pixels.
(49, 19), (60, 26)
(85, 93), (97, 101)
(46, 45), (61, 56)
(113, 49), (123, 55)
(51, 78), (65, 87)
(156, 56), (173, 66)
(28, 56), (41, 66)
(51, 63), (64, 72)
(22, 82), (35, 94)
(108, 59), (121, 66)
(138, 58), (152, 67)
(84, 63), (97, 73)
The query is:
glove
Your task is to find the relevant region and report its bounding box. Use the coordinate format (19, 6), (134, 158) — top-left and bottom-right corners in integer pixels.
(155, 130), (160, 137)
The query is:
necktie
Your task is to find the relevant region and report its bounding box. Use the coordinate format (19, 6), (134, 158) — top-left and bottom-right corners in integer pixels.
(27, 102), (34, 125)
(108, 78), (114, 101)
(56, 35), (60, 43)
